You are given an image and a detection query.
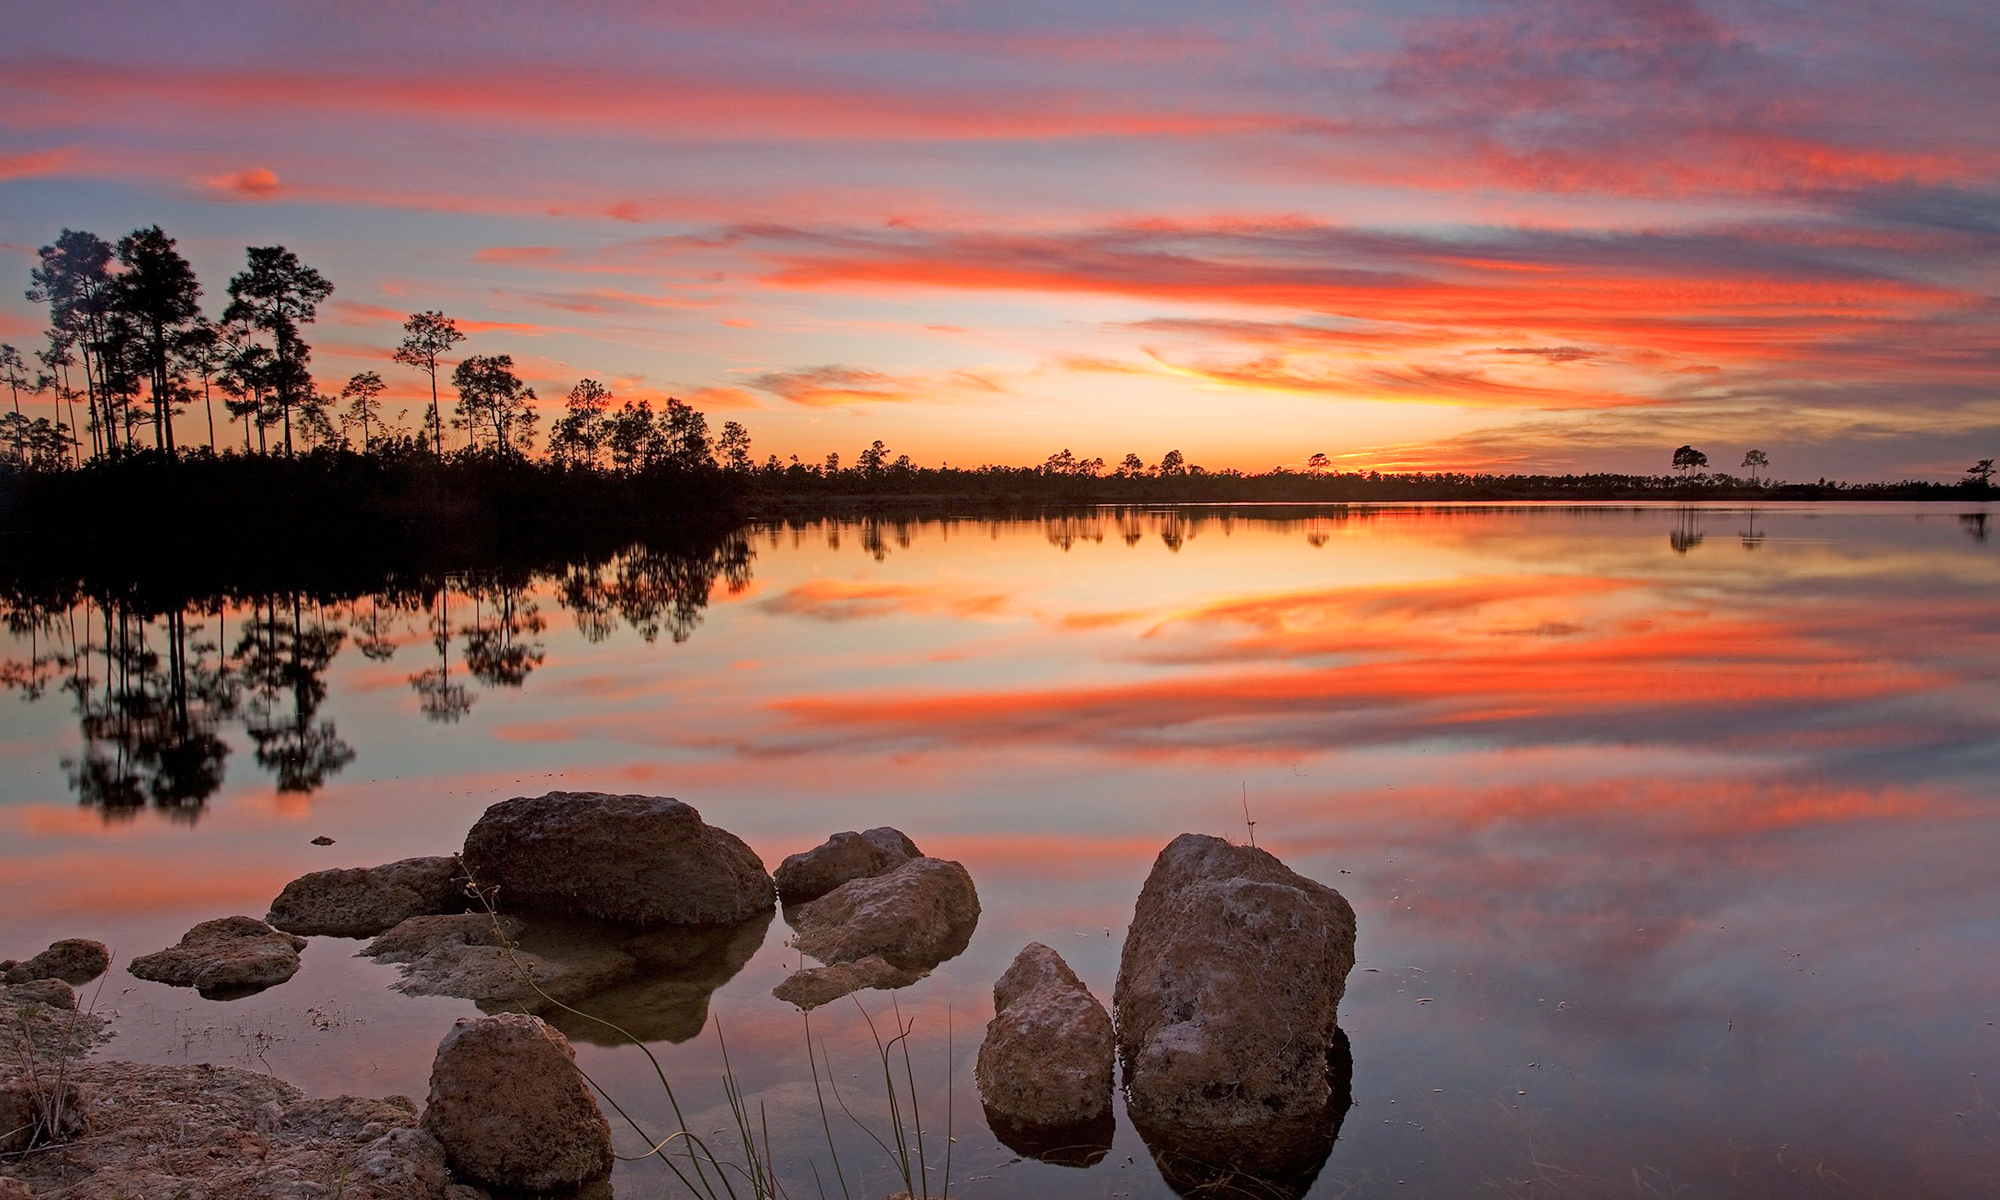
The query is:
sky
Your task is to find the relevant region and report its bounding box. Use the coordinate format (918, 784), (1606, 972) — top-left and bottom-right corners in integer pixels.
(3, 0), (1998, 479)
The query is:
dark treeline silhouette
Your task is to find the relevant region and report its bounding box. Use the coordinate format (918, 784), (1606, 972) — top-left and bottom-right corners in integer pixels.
(2, 222), (1990, 535)
(0, 527), (753, 821)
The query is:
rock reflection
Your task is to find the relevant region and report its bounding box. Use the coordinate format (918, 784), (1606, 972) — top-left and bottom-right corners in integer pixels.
(1131, 1028), (1353, 1200)
(984, 1107), (1115, 1168)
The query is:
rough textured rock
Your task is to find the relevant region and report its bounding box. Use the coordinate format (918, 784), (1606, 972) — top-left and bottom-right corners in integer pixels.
(773, 955), (929, 1009)
(129, 916), (308, 998)
(0, 1177), (29, 1199)
(0, 1077), (89, 1154)
(462, 792), (774, 925)
(775, 827), (922, 904)
(422, 1012), (614, 1191)
(976, 943), (1115, 1137)
(4, 938), (111, 985)
(6, 977), (77, 1010)
(1113, 834), (1357, 1184)
(789, 856), (979, 969)
(267, 855), (466, 937)
(363, 913), (526, 964)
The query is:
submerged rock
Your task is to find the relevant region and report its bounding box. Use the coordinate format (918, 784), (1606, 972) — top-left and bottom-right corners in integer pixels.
(422, 1012), (614, 1192)
(1113, 834), (1356, 1177)
(129, 916), (308, 999)
(772, 955), (929, 1009)
(363, 913), (527, 964)
(267, 855), (466, 937)
(5, 938), (111, 985)
(461, 792), (774, 925)
(976, 943), (1115, 1138)
(789, 856), (979, 969)
(775, 827), (922, 904)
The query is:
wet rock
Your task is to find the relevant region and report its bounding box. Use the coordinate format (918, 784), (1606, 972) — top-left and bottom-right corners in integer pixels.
(976, 943), (1114, 1138)
(773, 955), (929, 1009)
(390, 940), (636, 1012)
(129, 916), (308, 999)
(1113, 834), (1356, 1179)
(5, 938), (111, 985)
(6, 977), (77, 1010)
(790, 856), (979, 969)
(422, 1012), (614, 1192)
(267, 855), (467, 937)
(462, 791), (774, 925)
(363, 913), (527, 963)
(775, 827), (922, 904)
(0, 1077), (89, 1154)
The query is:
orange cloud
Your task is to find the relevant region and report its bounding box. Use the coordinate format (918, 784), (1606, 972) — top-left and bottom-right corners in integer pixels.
(201, 165), (282, 197)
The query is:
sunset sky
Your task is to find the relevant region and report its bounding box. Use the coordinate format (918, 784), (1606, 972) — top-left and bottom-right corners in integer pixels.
(4, 0), (1997, 478)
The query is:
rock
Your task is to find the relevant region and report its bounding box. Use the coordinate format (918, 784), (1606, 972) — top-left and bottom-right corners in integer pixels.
(976, 943), (1114, 1136)
(267, 856), (466, 937)
(7, 977), (77, 1010)
(390, 941), (636, 1012)
(0, 1077), (89, 1153)
(789, 856), (979, 969)
(311, 835), (336, 845)
(773, 955), (929, 1009)
(129, 916), (308, 999)
(0, 1177), (28, 1199)
(775, 827), (922, 904)
(362, 913), (526, 964)
(549, 910), (773, 1046)
(422, 1012), (614, 1191)
(462, 792), (774, 925)
(1113, 834), (1356, 1184)
(5, 938), (111, 985)
(0, 1058), (447, 1200)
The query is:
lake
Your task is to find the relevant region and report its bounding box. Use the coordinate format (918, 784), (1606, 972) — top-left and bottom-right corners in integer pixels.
(2, 502), (1996, 1199)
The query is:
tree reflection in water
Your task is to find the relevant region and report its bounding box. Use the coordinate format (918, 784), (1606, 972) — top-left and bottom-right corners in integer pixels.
(0, 529), (753, 819)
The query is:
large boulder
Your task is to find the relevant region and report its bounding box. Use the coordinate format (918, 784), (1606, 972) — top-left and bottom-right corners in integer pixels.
(775, 827), (922, 904)
(1113, 834), (1356, 1181)
(976, 944), (1115, 1140)
(129, 917), (307, 999)
(422, 1012), (613, 1192)
(789, 856), (979, 969)
(266, 855), (466, 937)
(5, 938), (111, 985)
(461, 792), (774, 925)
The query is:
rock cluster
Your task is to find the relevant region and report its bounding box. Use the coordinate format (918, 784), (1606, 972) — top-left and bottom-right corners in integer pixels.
(1113, 833), (1356, 1192)
(775, 827), (921, 904)
(129, 916), (308, 998)
(266, 855), (466, 937)
(421, 1012), (614, 1192)
(975, 943), (1115, 1161)
(4, 938), (111, 986)
(461, 792), (775, 925)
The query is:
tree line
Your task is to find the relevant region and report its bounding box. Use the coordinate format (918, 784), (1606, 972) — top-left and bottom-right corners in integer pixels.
(5, 222), (1992, 505)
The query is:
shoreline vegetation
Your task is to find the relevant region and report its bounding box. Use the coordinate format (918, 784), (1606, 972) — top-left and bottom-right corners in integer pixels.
(0, 223), (1992, 561)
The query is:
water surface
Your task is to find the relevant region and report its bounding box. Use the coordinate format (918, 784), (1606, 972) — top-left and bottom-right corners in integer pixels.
(2, 503), (1996, 1199)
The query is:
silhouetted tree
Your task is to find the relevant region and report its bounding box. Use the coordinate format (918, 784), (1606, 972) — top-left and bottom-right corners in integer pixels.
(1671, 445), (1708, 480)
(451, 354), (537, 454)
(340, 370), (387, 449)
(1116, 452), (1146, 478)
(393, 311), (464, 455)
(607, 398), (663, 470)
(223, 246), (333, 456)
(115, 226), (203, 454)
(660, 397), (710, 469)
(857, 439), (888, 475)
(550, 378), (612, 467)
(177, 318), (226, 451)
(1307, 452), (1330, 475)
(0, 344), (27, 459)
(1741, 448), (1769, 485)
(1968, 459), (1996, 490)
(1157, 449), (1186, 476)
(718, 420), (752, 473)
(27, 230), (119, 460)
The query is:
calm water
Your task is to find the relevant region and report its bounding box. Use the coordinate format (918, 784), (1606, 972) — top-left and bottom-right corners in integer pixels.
(3, 503), (1997, 1199)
